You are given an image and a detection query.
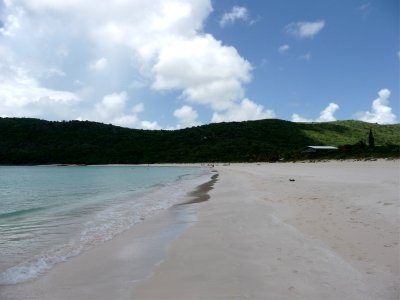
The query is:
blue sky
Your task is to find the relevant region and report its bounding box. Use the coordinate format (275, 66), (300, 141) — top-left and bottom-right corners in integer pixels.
(0, 0), (398, 129)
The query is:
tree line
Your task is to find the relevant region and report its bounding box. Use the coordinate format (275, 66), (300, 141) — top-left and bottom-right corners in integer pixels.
(0, 118), (398, 165)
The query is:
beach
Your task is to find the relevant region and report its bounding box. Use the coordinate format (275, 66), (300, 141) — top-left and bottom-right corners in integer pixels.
(1, 160), (399, 299)
(136, 160), (399, 299)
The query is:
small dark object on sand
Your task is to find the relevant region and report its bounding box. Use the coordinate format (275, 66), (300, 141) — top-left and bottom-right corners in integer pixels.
(289, 179), (295, 182)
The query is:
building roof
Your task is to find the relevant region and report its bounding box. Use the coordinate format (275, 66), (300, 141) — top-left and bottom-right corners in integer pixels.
(306, 146), (338, 150)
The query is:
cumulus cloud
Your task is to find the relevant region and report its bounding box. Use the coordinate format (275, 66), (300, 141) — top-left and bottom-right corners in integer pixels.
(286, 20), (325, 39)
(152, 34), (252, 110)
(317, 103), (339, 122)
(9, 0), (212, 65)
(0, 78), (79, 119)
(0, 0), (273, 128)
(86, 92), (157, 128)
(0, 1), (213, 121)
(212, 98), (276, 123)
(220, 6), (249, 27)
(292, 102), (339, 123)
(140, 120), (161, 130)
(92, 92), (138, 127)
(173, 105), (200, 128)
(355, 89), (397, 124)
(291, 114), (312, 123)
(0, 49), (80, 120)
(278, 44), (290, 53)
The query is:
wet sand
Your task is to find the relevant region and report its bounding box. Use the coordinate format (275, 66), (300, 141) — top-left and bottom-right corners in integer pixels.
(0, 172), (215, 300)
(179, 173), (218, 205)
(1, 160), (399, 299)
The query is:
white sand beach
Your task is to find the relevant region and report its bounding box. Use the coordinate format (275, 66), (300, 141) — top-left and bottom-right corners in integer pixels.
(1, 160), (399, 300)
(135, 160), (399, 299)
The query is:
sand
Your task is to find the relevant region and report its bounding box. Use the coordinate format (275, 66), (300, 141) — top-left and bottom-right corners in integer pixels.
(134, 160), (399, 300)
(1, 160), (399, 300)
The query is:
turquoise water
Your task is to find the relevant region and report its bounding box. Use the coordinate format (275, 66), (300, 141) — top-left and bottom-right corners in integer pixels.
(0, 166), (208, 284)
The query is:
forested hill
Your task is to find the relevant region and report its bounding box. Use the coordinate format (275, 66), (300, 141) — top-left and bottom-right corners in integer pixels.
(0, 118), (399, 164)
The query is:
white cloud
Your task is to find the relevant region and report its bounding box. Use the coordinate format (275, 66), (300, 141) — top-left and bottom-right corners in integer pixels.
(4, 1), (213, 84)
(173, 105), (200, 128)
(152, 34), (252, 111)
(89, 92), (157, 128)
(0, 54), (80, 119)
(355, 89), (397, 124)
(220, 6), (248, 27)
(94, 92), (129, 121)
(20, 0), (213, 65)
(212, 98), (276, 123)
(291, 102), (339, 123)
(278, 44), (290, 53)
(317, 103), (339, 122)
(132, 103), (144, 114)
(140, 120), (161, 130)
(291, 113), (312, 123)
(286, 20), (325, 39)
(0, 9), (23, 36)
(89, 57), (108, 71)
(1, 0), (271, 128)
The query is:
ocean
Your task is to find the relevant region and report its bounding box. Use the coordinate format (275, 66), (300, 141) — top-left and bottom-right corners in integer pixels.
(0, 165), (209, 285)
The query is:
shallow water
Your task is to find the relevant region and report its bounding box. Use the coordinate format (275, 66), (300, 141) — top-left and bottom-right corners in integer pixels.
(0, 165), (208, 284)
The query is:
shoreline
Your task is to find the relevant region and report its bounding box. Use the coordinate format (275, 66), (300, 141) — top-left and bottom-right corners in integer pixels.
(134, 160), (399, 299)
(0, 169), (216, 300)
(1, 160), (399, 299)
(178, 173), (219, 205)
(0, 156), (398, 168)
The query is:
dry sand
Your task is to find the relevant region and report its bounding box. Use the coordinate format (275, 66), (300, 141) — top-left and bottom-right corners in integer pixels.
(1, 160), (399, 300)
(134, 160), (399, 300)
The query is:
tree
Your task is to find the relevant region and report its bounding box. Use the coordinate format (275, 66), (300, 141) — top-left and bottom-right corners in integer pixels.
(368, 129), (375, 148)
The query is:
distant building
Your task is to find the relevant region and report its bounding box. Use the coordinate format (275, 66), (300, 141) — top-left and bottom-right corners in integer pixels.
(303, 146), (338, 153)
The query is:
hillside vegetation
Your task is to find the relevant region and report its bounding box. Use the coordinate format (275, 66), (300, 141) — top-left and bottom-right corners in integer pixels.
(299, 120), (400, 146)
(0, 118), (399, 164)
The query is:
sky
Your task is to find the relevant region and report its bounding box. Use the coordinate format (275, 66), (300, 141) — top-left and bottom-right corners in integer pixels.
(0, 0), (398, 129)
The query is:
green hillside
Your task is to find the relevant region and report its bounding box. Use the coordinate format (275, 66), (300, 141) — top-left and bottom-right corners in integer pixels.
(0, 118), (398, 164)
(299, 120), (400, 146)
